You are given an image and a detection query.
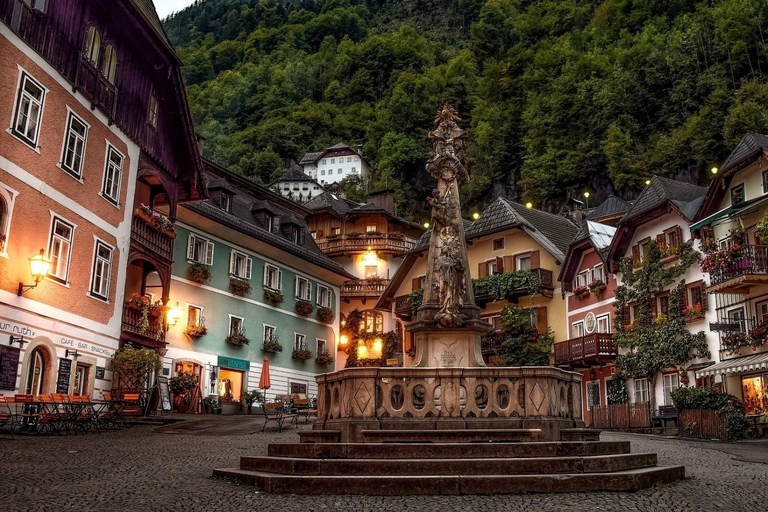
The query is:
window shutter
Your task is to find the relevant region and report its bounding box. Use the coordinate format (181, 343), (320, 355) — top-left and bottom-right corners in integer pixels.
(536, 307), (548, 334)
(656, 233), (665, 248)
(503, 256), (514, 274)
(650, 298), (657, 318)
(495, 256), (504, 274)
(263, 266), (269, 287)
(411, 277), (420, 291)
(205, 241), (214, 265)
(679, 286), (688, 311)
(317, 285), (321, 304)
(530, 250), (540, 269)
(277, 270), (283, 290)
(245, 257), (252, 280)
(622, 306), (631, 326)
(305, 282), (311, 301)
(229, 251), (236, 275)
(675, 226), (683, 246)
(632, 245), (640, 266)
(295, 278), (300, 298)
(187, 235), (195, 260)
(700, 282), (709, 312)
(478, 262), (488, 278)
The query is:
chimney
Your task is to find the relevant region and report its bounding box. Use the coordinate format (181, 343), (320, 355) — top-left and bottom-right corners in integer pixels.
(570, 207), (584, 223)
(367, 189), (394, 214)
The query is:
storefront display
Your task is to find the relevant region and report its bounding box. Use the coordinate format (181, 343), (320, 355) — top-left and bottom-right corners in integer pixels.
(219, 368), (243, 403)
(742, 373), (768, 414)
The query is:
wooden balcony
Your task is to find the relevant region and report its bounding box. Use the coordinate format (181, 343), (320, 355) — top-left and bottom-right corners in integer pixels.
(481, 331), (506, 355)
(121, 302), (166, 347)
(707, 245), (768, 294)
(475, 268), (555, 307)
(554, 333), (617, 368)
(75, 56), (117, 121)
(340, 278), (390, 302)
(131, 210), (174, 262)
(316, 233), (416, 256)
(395, 295), (414, 320)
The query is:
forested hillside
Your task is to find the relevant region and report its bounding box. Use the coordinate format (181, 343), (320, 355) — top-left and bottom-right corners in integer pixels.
(165, 0), (768, 217)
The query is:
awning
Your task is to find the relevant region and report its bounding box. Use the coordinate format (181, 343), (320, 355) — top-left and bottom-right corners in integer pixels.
(686, 361), (715, 372)
(690, 206), (732, 231)
(696, 352), (768, 377)
(690, 195), (768, 231)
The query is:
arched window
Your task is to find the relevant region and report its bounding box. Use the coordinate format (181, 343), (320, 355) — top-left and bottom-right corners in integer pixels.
(102, 45), (118, 83)
(25, 348), (46, 395)
(361, 310), (383, 334)
(84, 26), (101, 65)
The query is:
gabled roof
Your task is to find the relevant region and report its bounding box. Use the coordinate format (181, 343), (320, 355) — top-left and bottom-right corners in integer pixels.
(721, 132), (768, 174)
(558, 221), (617, 289)
(587, 195), (631, 221)
(268, 162), (322, 188)
(131, 0), (173, 50)
(304, 191), (355, 216)
(328, 142), (350, 150)
(298, 142), (365, 166)
(299, 151), (324, 165)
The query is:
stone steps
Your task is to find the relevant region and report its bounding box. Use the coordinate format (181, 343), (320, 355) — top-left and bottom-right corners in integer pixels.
(360, 428), (540, 443)
(212, 465), (685, 495)
(267, 441), (632, 459)
(239, 452), (658, 476)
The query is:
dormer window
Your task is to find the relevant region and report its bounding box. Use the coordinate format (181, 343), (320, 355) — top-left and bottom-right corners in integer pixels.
(221, 192), (232, 213)
(266, 214), (274, 232)
(148, 93), (159, 129)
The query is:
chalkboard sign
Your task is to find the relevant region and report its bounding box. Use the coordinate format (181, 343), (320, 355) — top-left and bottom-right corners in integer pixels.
(56, 358), (72, 394)
(95, 366), (105, 380)
(158, 376), (172, 412)
(0, 345), (21, 390)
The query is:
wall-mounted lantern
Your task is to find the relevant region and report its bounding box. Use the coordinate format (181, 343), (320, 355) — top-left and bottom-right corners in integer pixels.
(167, 302), (183, 327)
(17, 249), (51, 296)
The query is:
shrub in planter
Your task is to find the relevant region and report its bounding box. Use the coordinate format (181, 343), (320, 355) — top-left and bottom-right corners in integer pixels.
(241, 389), (264, 414)
(317, 306), (334, 324)
(264, 288), (284, 305)
(262, 335), (283, 353)
(203, 395), (220, 413)
(295, 299), (314, 316)
(229, 277), (252, 296)
(184, 323), (208, 339)
(292, 348), (313, 361)
(188, 263), (211, 284)
(170, 372), (199, 406)
(226, 329), (249, 346)
(315, 350), (334, 365)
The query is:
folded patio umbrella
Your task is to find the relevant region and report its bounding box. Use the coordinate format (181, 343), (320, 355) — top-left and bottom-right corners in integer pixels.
(259, 356), (271, 401)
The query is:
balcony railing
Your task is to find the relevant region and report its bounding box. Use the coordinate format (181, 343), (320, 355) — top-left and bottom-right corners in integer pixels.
(708, 245), (768, 289)
(316, 233), (416, 255)
(554, 333), (617, 367)
(340, 278), (390, 299)
(131, 211), (174, 261)
(475, 268), (555, 306)
(395, 295), (414, 320)
(75, 56), (117, 120)
(121, 303), (166, 342)
(481, 331), (506, 354)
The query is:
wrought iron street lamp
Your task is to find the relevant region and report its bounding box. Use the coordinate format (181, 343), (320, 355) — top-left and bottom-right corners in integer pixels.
(17, 249), (51, 296)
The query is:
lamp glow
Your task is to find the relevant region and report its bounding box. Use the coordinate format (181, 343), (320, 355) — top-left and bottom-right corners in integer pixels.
(340, 335), (348, 346)
(423, 222), (430, 229)
(645, 179), (651, 185)
(167, 302), (183, 327)
(525, 202), (533, 209)
(18, 249), (51, 296)
(472, 212), (480, 220)
(357, 344), (368, 358)
(583, 191), (590, 199)
(711, 167), (718, 175)
(373, 338), (383, 353)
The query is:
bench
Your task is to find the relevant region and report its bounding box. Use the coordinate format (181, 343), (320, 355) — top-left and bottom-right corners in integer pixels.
(292, 398), (317, 424)
(260, 402), (298, 433)
(652, 405), (678, 428)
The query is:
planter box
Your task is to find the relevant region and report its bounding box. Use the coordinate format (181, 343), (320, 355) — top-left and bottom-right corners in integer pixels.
(221, 402), (242, 415)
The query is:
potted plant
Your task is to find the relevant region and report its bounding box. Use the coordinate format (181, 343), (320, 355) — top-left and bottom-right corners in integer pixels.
(229, 277), (252, 296)
(226, 327), (249, 346)
(317, 306), (334, 324)
(148, 300), (167, 317)
(262, 334), (283, 353)
(188, 263), (211, 284)
(184, 318), (208, 339)
(295, 299), (314, 316)
(722, 331), (748, 355)
(573, 285), (589, 298)
(315, 349), (334, 366)
(241, 389), (264, 415)
(292, 348), (313, 361)
(169, 372), (199, 413)
(264, 288), (284, 305)
(203, 395), (219, 414)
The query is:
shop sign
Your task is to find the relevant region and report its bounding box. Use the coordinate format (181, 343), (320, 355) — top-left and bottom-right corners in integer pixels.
(56, 358), (72, 394)
(217, 356), (250, 371)
(0, 345), (21, 390)
(386, 358), (399, 366)
(95, 366), (105, 379)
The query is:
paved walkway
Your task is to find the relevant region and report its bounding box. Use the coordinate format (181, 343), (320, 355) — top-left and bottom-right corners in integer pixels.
(1, 420), (767, 511)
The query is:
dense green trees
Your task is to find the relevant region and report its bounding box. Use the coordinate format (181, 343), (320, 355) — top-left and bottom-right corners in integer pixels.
(165, 0), (768, 218)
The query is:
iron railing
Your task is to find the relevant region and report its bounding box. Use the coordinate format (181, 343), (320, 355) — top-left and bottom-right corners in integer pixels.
(708, 245), (768, 286)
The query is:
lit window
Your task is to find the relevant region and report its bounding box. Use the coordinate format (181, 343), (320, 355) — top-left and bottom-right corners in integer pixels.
(264, 263), (282, 290)
(362, 310), (383, 333)
(148, 94), (159, 129)
(101, 145), (123, 205)
(187, 305), (203, 327)
(365, 266), (378, 279)
(295, 276), (311, 301)
(101, 45), (118, 84)
(48, 216), (75, 283)
(317, 284), (332, 308)
(229, 250), (252, 279)
(331, 227), (340, 235)
(89, 240), (113, 300)
(186, 233), (214, 264)
(366, 225), (377, 233)
(294, 333), (306, 351)
(218, 368), (243, 403)
(84, 27), (101, 65)
(12, 72), (45, 147)
(61, 112), (88, 179)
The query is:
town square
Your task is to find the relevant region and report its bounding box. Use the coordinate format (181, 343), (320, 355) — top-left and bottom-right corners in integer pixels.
(2, 0), (768, 510)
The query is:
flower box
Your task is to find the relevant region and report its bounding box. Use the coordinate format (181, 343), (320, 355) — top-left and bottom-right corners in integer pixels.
(262, 338), (283, 353)
(292, 348), (313, 361)
(229, 277), (252, 296)
(264, 288), (284, 305)
(317, 307), (334, 324)
(136, 205), (176, 237)
(315, 350), (334, 365)
(188, 263), (211, 284)
(573, 285), (590, 298)
(225, 332), (249, 346)
(295, 299), (314, 316)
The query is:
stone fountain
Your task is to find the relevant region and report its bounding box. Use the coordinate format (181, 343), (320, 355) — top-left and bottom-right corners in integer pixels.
(213, 105), (686, 494)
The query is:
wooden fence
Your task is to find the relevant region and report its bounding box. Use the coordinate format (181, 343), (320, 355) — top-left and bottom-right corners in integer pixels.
(589, 403), (651, 429)
(678, 409), (728, 441)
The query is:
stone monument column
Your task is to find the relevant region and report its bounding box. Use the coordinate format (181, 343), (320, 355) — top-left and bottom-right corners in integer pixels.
(407, 103), (491, 367)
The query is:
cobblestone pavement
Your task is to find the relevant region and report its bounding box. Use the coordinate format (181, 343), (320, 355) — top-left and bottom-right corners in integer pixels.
(1, 420), (767, 512)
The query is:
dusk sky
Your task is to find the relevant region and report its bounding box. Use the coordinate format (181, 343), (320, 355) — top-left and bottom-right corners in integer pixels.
(154, 0), (196, 19)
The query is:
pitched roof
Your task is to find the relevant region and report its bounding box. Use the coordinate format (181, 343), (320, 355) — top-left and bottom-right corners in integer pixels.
(304, 191), (354, 215)
(558, 220), (616, 288)
(268, 163), (317, 185)
(623, 176), (708, 223)
(299, 151), (323, 165)
(131, 0), (172, 47)
(721, 132), (768, 173)
(587, 195), (631, 221)
(298, 142), (363, 166)
(328, 142), (351, 150)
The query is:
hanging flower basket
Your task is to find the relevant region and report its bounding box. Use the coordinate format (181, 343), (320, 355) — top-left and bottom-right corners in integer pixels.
(722, 331), (748, 355)
(317, 307), (334, 324)
(188, 263), (211, 284)
(315, 350), (334, 366)
(295, 299), (314, 316)
(292, 348), (313, 361)
(229, 277), (252, 296)
(264, 288), (284, 305)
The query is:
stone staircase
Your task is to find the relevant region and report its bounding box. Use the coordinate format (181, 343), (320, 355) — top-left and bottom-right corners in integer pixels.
(213, 429), (685, 495)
